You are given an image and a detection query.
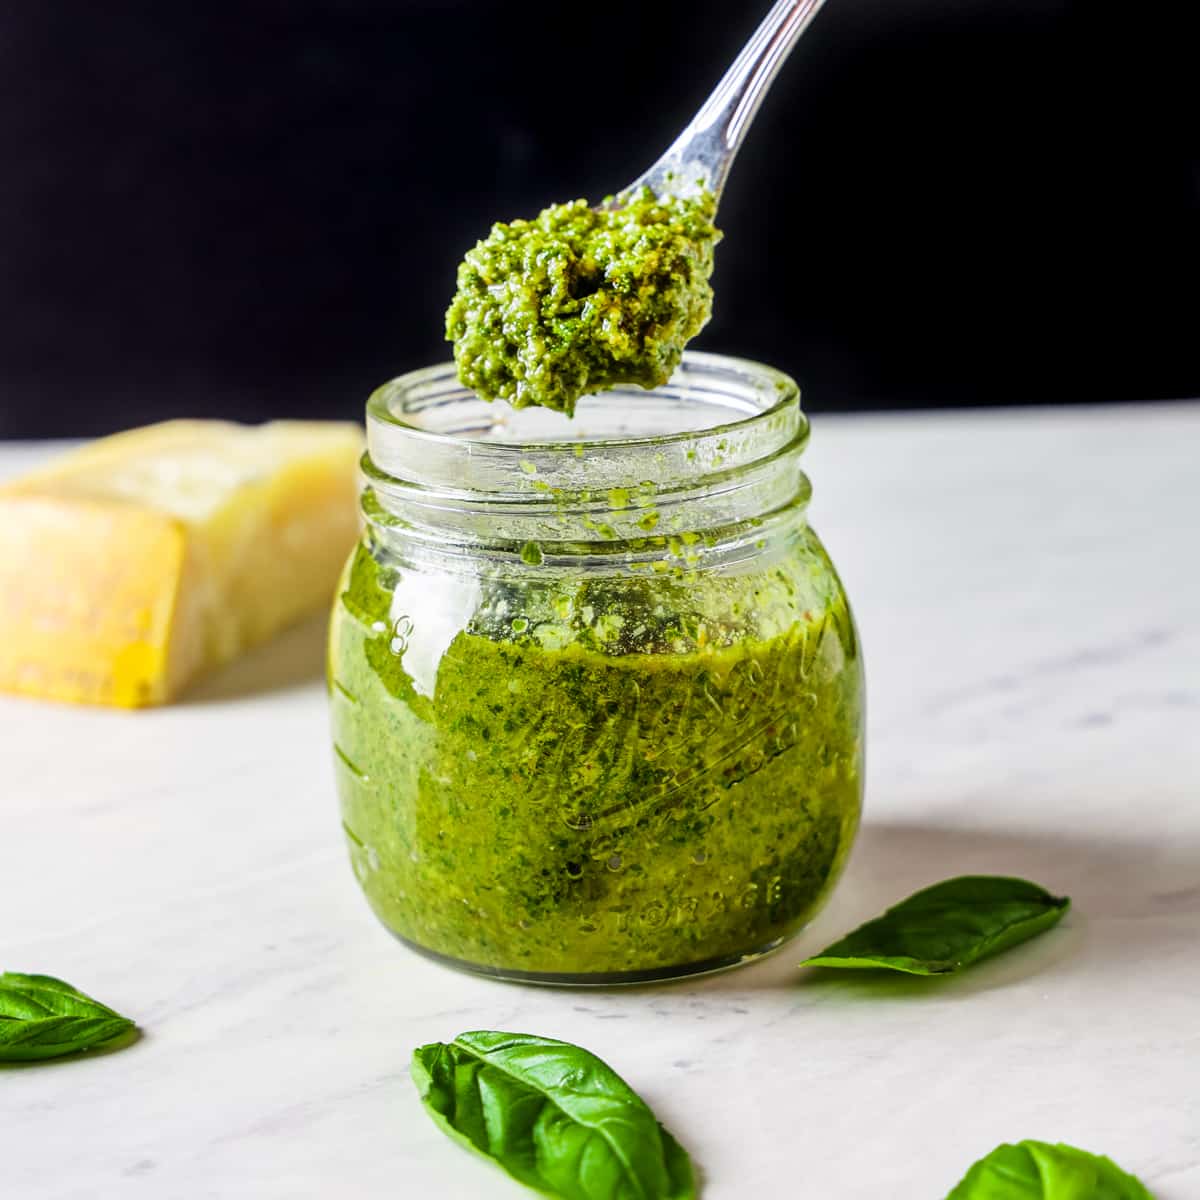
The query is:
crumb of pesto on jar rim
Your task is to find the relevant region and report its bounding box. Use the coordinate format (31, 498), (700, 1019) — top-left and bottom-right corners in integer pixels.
(445, 188), (722, 417)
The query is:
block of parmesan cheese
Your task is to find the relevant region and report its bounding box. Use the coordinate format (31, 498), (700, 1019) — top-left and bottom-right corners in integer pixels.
(0, 420), (363, 707)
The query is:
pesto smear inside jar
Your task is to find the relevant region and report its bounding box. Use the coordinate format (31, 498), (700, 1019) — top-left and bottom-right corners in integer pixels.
(331, 528), (863, 981)
(445, 188), (721, 416)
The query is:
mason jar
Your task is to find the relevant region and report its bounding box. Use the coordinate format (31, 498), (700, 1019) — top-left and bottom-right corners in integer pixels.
(328, 351), (864, 984)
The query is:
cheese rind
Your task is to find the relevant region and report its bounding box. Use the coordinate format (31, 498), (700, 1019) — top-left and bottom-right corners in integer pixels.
(0, 420), (363, 707)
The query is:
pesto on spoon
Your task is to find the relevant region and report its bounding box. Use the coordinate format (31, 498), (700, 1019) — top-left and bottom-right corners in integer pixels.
(445, 0), (830, 416)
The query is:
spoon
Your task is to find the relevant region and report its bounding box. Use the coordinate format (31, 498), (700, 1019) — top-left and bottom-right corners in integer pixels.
(611, 0), (830, 207)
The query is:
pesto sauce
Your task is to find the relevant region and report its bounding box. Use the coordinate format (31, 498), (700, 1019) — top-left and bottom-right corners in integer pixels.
(330, 535), (863, 980)
(445, 189), (721, 416)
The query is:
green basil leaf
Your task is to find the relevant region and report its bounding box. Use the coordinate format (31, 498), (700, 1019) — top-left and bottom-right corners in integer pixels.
(801, 875), (1070, 975)
(946, 1139), (1155, 1198)
(411, 1030), (696, 1200)
(0, 972), (136, 1061)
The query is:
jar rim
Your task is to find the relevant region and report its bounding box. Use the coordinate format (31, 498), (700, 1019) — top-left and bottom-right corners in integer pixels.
(361, 351), (810, 555)
(367, 349), (802, 457)
(365, 351), (805, 495)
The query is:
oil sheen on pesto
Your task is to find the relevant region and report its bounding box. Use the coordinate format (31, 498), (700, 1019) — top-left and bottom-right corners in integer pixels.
(446, 189), (721, 416)
(330, 529), (863, 981)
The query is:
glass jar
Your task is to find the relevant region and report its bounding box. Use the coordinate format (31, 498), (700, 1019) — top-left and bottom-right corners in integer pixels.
(328, 351), (864, 984)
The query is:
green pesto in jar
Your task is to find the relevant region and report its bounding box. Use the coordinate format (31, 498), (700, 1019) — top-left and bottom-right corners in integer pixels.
(445, 189), (721, 417)
(329, 531), (863, 982)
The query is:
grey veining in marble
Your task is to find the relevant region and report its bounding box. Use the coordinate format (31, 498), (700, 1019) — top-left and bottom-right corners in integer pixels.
(2, 403), (1198, 1198)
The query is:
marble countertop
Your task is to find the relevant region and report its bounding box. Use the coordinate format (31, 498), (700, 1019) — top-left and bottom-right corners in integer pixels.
(3, 403), (1198, 1199)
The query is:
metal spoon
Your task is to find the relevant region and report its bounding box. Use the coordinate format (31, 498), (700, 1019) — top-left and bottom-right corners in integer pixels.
(612, 0), (830, 206)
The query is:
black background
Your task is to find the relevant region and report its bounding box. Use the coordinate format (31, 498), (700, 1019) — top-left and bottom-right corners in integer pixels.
(1, 0), (1196, 437)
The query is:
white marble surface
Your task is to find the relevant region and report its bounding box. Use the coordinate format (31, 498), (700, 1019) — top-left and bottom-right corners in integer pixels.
(2, 403), (1198, 1199)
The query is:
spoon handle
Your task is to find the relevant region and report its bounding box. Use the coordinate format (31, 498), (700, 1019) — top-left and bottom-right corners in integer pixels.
(630, 0), (830, 201)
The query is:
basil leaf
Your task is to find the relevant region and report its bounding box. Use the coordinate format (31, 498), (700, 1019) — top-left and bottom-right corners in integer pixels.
(0, 972), (136, 1061)
(801, 875), (1070, 975)
(947, 1139), (1154, 1198)
(411, 1030), (696, 1200)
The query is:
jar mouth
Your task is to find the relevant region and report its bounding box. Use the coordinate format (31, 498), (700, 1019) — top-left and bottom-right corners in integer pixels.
(363, 351), (810, 555)
(367, 350), (805, 486)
